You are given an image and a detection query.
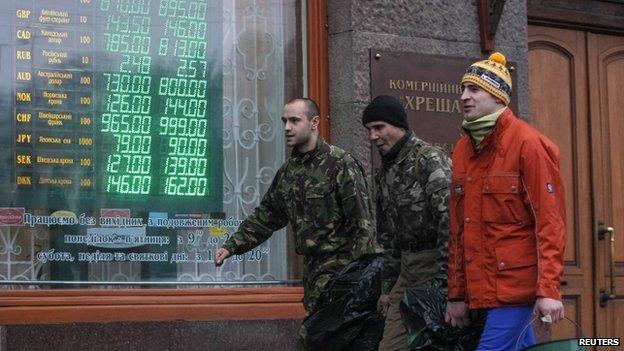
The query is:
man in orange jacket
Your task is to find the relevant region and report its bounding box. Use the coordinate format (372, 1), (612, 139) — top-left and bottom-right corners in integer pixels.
(444, 52), (566, 350)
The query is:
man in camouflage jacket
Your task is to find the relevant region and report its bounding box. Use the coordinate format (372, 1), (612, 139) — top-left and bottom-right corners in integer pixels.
(362, 95), (451, 350)
(215, 98), (376, 335)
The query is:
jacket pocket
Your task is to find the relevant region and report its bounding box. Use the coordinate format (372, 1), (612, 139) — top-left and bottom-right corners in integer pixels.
(304, 184), (336, 227)
(495, 241), (537, 304)
(482, 175), (530, 224)
(396, 194), (426, 233)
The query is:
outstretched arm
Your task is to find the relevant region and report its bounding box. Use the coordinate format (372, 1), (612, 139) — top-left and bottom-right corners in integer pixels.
(217, 169), (289, 266)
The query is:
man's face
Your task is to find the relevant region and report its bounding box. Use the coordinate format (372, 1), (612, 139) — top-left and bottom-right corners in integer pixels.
(365, 121), (406, 155)
(460, 84), (504, 121)
(282, 101), (318, 150)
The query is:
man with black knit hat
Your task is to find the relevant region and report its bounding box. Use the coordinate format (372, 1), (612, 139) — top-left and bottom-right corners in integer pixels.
(445, 52), (566, 350)
(363, 95), (451, 350)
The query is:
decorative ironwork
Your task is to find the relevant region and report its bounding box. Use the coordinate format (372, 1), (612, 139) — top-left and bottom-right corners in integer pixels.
(177, 0), (288, 283)
(0, 226), (48, 288)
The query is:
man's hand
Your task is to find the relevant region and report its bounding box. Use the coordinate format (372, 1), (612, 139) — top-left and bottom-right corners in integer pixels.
(534, 297), (564, 323)
(214, 248), (232, 267)
(377, 294), (390, 315)
(445, 301), (470, 328)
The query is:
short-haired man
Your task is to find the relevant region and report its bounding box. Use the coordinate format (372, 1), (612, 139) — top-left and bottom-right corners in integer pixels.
(363, 95), (451, 350)
(215, 98), (376, 347)
(445, 52), (566, 350)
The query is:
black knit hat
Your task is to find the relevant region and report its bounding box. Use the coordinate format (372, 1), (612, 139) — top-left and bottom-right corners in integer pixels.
(362, 95), (409, 130)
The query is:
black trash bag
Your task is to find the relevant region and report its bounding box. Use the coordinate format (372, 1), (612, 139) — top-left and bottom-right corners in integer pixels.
(400, 280), (485, 351)
(303, 253), (385, 351)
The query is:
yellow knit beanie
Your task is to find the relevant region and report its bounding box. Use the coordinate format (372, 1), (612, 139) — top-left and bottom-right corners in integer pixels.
(461, 52), (512, 105)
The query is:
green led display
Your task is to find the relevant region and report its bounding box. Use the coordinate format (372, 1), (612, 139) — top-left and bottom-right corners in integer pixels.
(156, 0), (209, 198)
(2, 0), (222, 211)
(100, 0), (211, 198)
(101, 1), (153, 198)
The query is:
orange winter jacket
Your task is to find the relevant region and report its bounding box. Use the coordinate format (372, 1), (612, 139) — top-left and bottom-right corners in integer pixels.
(447, 108), (566, 309)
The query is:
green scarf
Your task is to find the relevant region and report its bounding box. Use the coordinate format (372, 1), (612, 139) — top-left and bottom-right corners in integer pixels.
(461, 107), (506, 149)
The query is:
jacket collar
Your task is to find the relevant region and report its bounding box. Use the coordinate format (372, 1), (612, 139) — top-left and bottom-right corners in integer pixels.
(384, 130), (423, 166)
(463, 107), (515, 156)
(381, 130), (410, 163)
(291, 135), (328, 163)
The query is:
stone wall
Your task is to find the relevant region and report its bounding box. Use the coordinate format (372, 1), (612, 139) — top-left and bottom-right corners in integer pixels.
(0, 320), (300, 351)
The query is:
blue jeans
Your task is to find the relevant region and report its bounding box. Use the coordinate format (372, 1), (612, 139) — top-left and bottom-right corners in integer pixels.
(476, 305), (536, 351)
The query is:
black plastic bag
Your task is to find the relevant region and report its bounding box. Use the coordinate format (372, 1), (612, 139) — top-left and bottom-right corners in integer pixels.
(400, 280), (485, 351)
(303, 253), (385, 351)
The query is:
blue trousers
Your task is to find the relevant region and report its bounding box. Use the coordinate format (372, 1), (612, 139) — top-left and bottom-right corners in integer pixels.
(476, 305), (536, 351)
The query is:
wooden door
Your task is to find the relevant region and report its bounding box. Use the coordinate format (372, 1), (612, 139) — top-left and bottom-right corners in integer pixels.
(588, 32), (624, 341)
(529, 25), (624, 342)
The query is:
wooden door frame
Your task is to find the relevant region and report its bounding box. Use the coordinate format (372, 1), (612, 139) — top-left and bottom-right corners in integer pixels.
(0, 0), (328, 325)
(527, 0), (624, 36)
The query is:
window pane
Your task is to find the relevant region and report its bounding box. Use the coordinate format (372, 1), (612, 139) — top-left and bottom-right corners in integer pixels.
(0, 0), (304, 288)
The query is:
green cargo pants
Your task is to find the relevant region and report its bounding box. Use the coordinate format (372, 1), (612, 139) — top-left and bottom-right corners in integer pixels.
(379, 249), (439, 351)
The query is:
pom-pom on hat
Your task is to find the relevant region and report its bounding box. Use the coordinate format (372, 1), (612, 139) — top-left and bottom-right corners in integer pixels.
(461, 52), (512, 105)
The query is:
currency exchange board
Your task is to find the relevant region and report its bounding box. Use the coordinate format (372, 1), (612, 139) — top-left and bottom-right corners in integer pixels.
(0, 0), (223, 213)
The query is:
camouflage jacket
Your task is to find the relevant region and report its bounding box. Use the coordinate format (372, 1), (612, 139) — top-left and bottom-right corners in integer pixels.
(375, 131), (451, 294)
(223, 136), (375, 271)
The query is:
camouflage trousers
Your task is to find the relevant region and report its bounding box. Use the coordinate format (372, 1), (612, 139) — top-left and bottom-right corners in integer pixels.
(298, 252), (352, 350)
(301, 252), (352, 312)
